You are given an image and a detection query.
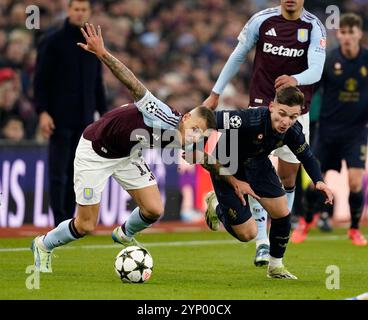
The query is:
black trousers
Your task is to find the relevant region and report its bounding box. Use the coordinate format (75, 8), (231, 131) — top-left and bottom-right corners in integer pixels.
(48, 128), (84, 226)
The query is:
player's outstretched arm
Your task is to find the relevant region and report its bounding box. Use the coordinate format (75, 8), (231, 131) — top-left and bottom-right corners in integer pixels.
(77, 23), (146, 101)
(289, 143), (333, 206)
(292, 147), (333, 205)
(202, 43), (248, 111)
(202, 92), (220, 111)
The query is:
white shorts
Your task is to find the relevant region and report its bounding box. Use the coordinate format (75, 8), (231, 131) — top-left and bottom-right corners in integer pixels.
(272, 112), (310, 164)
(74, 137), (157, 205)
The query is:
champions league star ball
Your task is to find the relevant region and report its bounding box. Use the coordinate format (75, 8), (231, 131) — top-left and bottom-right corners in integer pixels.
(229, 115), (242, 128)
(114, 246), (153, 283)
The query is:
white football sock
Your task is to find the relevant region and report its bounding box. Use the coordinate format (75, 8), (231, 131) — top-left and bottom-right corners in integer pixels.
(248, 196), (269, 247)
(269, 256), (283, 268)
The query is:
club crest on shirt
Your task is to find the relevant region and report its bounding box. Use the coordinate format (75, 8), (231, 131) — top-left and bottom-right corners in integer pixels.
(345, 78), (358, 92)
(83, 188), (93, 200)
(297, 29), (309, 43)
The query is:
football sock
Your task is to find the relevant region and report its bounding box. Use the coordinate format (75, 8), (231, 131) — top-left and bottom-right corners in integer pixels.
(248, 196), (269, 246)
(42, 218), (83, 251)
(269, 213), (291, 259)
(216, 205), (240, 241)
(123, 207), (159, 238)
(349, 191), (363, 229)
(269, 256), (283, 268)
(285, 186), (295, 212)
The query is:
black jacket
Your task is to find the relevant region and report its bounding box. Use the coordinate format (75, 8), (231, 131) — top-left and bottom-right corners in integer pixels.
(34, 19), (107, 130)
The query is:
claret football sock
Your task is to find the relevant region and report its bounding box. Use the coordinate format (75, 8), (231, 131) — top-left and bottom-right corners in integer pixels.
(123, 207), (159, 238)
(269, 213), (291, 259)
(42, 218), (83, 251)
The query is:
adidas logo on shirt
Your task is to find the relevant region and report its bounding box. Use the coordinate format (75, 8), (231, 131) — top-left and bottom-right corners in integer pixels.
(265, 28), (277, 36)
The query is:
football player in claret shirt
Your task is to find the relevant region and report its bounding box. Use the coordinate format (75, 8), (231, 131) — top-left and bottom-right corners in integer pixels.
(204, 86), (333, 279)
(292, 13), (368, 246)
(31, 23), (238, 273)
(203, 0), (327, 266)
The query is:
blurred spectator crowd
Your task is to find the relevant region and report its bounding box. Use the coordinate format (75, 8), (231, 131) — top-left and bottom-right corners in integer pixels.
(0, 0), (368, 142)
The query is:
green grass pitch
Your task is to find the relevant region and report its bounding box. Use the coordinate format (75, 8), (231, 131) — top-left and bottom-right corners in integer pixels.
(0, 228), (367, 300)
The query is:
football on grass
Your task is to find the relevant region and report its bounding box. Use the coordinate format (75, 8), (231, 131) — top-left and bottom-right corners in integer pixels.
(114, 246), (153, 283)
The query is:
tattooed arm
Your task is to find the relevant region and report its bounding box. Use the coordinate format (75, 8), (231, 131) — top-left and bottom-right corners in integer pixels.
(77, 23), (146, 101)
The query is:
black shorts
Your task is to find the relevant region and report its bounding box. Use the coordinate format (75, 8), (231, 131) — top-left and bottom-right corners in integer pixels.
(313, 133), (367, 173)
(241, 157), (285, 199)
(210, 157), (285, 226)
(211, 176), (253, 226)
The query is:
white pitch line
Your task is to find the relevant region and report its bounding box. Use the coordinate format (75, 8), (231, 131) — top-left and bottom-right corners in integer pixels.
(0, 234), (364, 253)
(0, 239), (238, 253)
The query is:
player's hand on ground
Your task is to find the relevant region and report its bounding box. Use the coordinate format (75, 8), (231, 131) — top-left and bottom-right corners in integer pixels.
(229, 177), (260, 205)
(39, 111), (55, 139)
(275, 75), (298, 89)
(78, 23), (106, 58)
(315, 181), (334, 205)
(202, 92), (220, 111)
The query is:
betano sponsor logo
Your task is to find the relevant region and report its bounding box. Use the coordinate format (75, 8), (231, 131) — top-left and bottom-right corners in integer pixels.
(263, 43), (304, 57)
